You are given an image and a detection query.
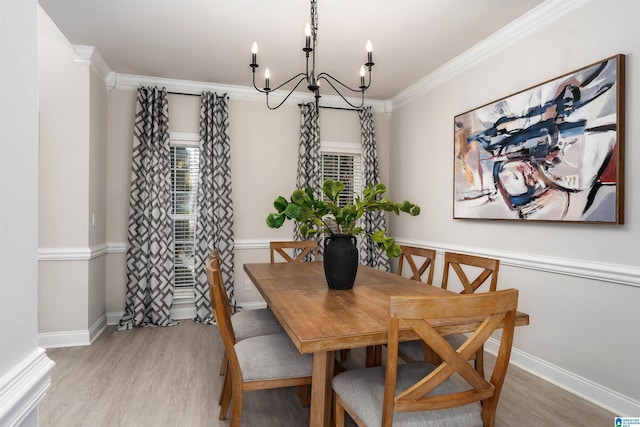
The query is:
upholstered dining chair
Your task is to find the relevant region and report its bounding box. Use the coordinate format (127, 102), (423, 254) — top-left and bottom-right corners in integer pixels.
(397, 251), (501, 377)
(332, 289), (518, 427)
(396, 245), (436, 284)
(269, 239), (319, 263)
(207, 259), (312, 426)
(368, 245), (437, 366)
(207, 252), (284, 402)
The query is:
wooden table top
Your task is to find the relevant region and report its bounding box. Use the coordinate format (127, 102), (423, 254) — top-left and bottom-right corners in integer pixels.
(244, 261), (530, 354)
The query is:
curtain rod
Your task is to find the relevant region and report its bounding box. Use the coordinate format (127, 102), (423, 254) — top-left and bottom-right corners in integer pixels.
(167, 91), (230, 100)
(297, 103), (362, 112)
(320, 105), (362, 112)
(167, 91), (200, 97)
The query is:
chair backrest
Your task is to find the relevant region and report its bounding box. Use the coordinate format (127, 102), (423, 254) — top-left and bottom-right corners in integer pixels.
(269, 240), (318, 263)
(384, 289), (518, 427)
(207, 250), (224, 318)
(205, 258), (240, 372)
(441, 251), (500, 294)
(396, 245), (436, 284)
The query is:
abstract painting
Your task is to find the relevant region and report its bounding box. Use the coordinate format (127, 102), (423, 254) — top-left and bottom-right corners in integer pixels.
(453, 54), (625, 223)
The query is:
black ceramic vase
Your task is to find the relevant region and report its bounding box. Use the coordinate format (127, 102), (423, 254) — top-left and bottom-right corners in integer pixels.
(323, 234), (358, 290)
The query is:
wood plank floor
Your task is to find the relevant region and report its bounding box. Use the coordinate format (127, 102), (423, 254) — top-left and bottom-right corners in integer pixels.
(39, 321), (614, 426)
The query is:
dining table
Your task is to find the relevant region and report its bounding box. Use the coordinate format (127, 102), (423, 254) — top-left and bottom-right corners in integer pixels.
(244, 261), (530, 427)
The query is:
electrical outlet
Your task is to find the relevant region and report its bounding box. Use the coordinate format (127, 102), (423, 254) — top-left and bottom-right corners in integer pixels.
(244, 280), (252, 291)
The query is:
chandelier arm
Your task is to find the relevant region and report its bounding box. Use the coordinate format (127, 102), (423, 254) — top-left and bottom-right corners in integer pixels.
(317, 71), (371, 94)
(316, 76), (365, 109)
(266, 76), (310, 110)
(253, 70), (309, 93)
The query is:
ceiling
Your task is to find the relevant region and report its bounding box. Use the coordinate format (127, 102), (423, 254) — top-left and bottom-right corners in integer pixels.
(38, 0), (544, 101)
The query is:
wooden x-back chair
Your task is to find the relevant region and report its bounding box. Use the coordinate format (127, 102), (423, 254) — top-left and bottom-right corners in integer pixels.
(207, 259), (312, 426)
(207, 252), (284, 404)
(332, 289), (519, 427)
(442, 251), (500, 294)
(397, 251), (501, 377)
(369, 245), (437, 367)
(269, 240), (318, 263)
(397, 245), (436, 284)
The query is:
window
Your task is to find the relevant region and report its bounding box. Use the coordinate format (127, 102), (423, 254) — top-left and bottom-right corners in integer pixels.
(321, 141), (363, 206)
(170, 134), (200, 289)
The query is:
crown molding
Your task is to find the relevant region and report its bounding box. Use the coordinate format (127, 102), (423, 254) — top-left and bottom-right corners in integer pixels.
(72, 45), (116, 90)
(390, 0), (596, 109)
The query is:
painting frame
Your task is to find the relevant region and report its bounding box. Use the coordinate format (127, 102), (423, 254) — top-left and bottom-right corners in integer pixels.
(453, 54), (625, 224)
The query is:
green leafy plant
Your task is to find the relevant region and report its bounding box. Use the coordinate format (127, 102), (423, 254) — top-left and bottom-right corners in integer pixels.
(266, 179), (420, 258)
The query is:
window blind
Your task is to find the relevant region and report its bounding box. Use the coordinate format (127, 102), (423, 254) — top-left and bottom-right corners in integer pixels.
(321, 152), (363, 206)
(170, 146), (199, 288)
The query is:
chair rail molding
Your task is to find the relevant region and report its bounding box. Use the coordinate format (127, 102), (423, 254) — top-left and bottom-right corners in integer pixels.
(105, 238), (639, 288)
(0, 348), (55, 427)
(395, 238), (640, 289)
(38, 243), (108, 261)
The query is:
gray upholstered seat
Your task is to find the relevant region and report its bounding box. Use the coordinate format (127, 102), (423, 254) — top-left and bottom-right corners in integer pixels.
(332, 362), (482, 426)
(232, 308), (284, 341)
(235, 333), (313, 381)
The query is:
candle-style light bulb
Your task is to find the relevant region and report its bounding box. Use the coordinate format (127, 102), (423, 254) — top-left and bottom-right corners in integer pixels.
(366, 40), (373, 66)
(304, 22), (311, 50)
(251, 42), (258, 66)
(264, 67), (270, 90)
(360, 65), (365, 88)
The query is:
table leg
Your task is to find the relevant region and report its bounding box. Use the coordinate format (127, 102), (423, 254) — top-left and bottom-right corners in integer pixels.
(310, 350), (335, 427)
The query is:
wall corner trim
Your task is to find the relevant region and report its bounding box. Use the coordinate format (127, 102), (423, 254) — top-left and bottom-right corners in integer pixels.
(0, 348), (55, 427)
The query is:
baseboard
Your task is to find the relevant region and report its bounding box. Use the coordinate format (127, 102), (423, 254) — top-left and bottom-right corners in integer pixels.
(106, 301), (266, 326)
(485, 338), (640, 416)
(237, 301), (267, 310)
(89, 314), (107, 344)
(0, 348), (55, 427)
(39, 314), (107, 348)
(106, 306), (197, 326)
(38, 329), (90, 348)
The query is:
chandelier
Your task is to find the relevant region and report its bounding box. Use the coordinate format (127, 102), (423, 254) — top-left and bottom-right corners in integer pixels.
(249, 0), (374, 110)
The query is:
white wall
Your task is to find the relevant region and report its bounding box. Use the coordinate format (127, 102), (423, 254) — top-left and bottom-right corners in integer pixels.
(37, 7), (108, 345)
(389, 0), (639, 415)
(0, 1), (54, 425)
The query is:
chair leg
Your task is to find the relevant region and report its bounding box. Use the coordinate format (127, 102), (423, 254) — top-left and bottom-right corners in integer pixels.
(230, 385), (243, 427)
(339, 349), (350, 361)
(297, 384), (310, 407)
(219, 372), (232, 420)
(365, 345), (382, 367)
(475, 345), (485, 378)
(218, 364), (230, 405)
(334, 392), (345, 427)
(219, 353), (228, 376)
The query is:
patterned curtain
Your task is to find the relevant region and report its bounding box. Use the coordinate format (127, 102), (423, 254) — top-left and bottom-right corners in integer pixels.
(194, 91), (236, 321)
(294, 102), (322, 245)
(119, 86), (176, 330)
(358, 106), (390, 271)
